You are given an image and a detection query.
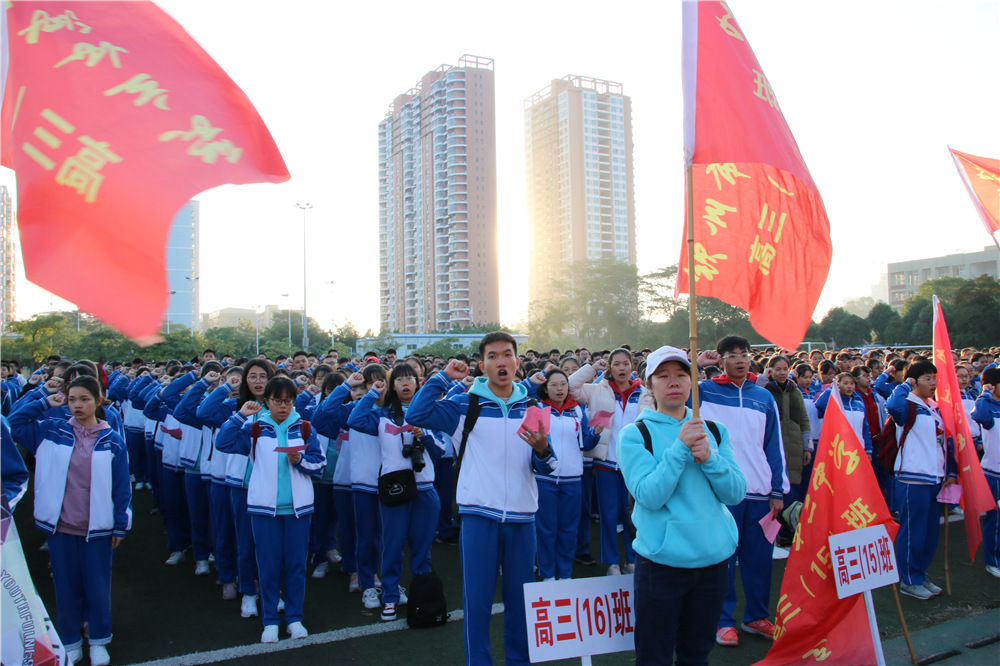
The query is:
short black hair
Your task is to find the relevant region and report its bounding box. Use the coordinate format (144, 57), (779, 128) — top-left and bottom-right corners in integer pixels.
(716, 335), (750, 356)
(385, 348), (397, 355)
(904, 360), (937, 382)
(981, 367), (1000, 387)
(292, 350), (308, 359)
(480, 332), (518, 357)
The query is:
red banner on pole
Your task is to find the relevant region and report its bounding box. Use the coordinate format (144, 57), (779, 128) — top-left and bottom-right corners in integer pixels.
(931, 295), (997, 561)
(1, 2), (290, 342)
(754, 393), (897, 666)
(949, 147), (1000, 237)
(679, 0), (832, 350)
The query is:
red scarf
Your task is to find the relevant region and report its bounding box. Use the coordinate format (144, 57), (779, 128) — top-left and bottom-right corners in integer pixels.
(610, 379), (642, 405)
(542, 397), (580, 414)
(856, 387), (881, 436)
(711, 372), (758, 387)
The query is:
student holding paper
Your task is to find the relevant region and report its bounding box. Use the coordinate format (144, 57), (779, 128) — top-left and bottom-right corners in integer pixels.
(215, 376), (326, 643)
(406, 332), (558, 665)
(619, 346), (746, 666)
(534, 369), (602, 581)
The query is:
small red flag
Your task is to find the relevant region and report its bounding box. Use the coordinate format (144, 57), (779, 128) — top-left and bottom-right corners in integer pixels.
(1, 2), (289, 342)
(949, 147), (1000, 236)
(678, 0), (832, 350)
(931, 295), (997, 561)
(755, 392), (897, 666)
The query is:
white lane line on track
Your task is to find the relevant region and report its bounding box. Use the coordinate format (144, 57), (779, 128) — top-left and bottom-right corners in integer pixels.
(128, 603), (505, 666)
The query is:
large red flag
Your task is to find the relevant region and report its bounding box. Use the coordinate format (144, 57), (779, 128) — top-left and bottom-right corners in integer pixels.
(948, 147), (1000, 237)
(931, 295), (997, 561)
(679, 0), (832, 350)
(754, 392), (897, 666)
(1, 2), (289, 342)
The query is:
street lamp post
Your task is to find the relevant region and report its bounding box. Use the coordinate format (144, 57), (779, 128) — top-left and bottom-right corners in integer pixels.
(282, 293), (291, 352)
(253, 306), (261, 356)
(166, 291), (177, 334)
(295, 203), (312, 351)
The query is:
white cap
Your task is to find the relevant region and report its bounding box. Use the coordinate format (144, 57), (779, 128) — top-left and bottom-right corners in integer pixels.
(645, 345), (692, 378)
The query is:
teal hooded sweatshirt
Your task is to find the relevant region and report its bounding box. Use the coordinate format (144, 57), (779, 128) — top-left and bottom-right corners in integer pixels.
(618, 407), (746, 568)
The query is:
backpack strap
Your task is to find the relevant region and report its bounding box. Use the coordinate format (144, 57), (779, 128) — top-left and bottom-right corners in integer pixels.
(455, 394), (481, 481)
(636, 421), (652, 454)
(897, 400), (918, 460)
(705, 420), (721, 445)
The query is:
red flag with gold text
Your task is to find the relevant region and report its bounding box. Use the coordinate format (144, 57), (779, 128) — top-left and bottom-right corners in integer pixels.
(754, 393), (897, 666)
(1, 2), (289, 342)
(679, 0), (832, 350)
(931, 295), (997, 561)
(949, 147), (1000, 236)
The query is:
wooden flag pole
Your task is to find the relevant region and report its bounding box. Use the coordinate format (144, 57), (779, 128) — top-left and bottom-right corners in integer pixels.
(891, 585), (919, 665)
(686, 165), (700, 419)
(942, 504), (952, 595)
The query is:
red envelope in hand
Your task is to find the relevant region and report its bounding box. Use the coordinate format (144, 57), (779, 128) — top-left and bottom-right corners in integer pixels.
(274, 444), (307, 454)
(384, 422), (415, 436)
(517, 405), (551, 437)
(589, 410), (614, 429)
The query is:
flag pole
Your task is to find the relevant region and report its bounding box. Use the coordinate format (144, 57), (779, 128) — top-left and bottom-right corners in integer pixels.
(686, 165), (700, 419)
(891, 586), (919, 665)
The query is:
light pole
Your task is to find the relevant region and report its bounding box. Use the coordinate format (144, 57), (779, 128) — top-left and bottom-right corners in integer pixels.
(166, 291), (177, 334)
(295, 203), (312, 351)
(253, 305), (261, 356)
(282, 293), (291, 352)
(186, 276), (200, 337)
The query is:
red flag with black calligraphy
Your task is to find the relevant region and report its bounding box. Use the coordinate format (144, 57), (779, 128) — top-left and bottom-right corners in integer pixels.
(1, 2), (289, 342)
(931, 295), (997, 561)
(948, 147), (1000, 237)
(679, 0), (832, 350)
(754, 393), (898, 666)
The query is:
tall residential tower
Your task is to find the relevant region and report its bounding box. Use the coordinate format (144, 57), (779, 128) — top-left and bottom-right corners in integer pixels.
(524, 76), (635, 305)
(165, 201), (200, 332)
(378, 55), (498, 334)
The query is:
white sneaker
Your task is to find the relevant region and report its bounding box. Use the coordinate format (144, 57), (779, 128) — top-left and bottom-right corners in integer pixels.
(240, 595), (258, 618)
(312, 562), (329, 579)
(398, 586), (408, 606)
(624, 563), (635, 574)
(348, 572), (360, 593)
(89, 646), (110, 666)
(287, 621), (308, 639)
(899, 582), (932, 600)
(327, 549), (342, 564)
(380, 602), (397, 622)
(164, 551), (185, 566)
(606, 564), (622, 576)
(374, 574), (382, 589)
(362, 587), (381, 609)
(921, 578), (943, 596)
(66, 648), (83, 665)
(277, 597), (285, 613)
(261, 625), (279, 643)
(194, 560), (211, 576)
(987, 565), (1000, 579)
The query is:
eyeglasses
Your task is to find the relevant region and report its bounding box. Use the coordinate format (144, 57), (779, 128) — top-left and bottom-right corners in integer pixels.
(723, 353), (751, 361)
(267, 398), (294, 407)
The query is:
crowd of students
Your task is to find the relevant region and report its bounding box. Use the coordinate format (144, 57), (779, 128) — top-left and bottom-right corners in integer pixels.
(1, 337), (998, 665)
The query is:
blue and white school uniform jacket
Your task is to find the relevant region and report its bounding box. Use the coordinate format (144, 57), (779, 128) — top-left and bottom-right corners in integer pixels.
(886, 383), (956, 484)
(798, 386), (820, 449)
(814, 389), (873, 454)
(406, 371), (558, 523)
(347, 392), (436, 490)
(567, 363), (652, 471)
(535, 399), (599, 485)
(960, 388), (982, 446)
(971, 393), (1000, 479)
(197, 384), (246, 487)
(8, 399), (132, 539)
(175, 377), (230, 484)
(312, 385), (362, 493)
(691, 374), (789, 501)
(215, 410), (325, 517)
(873, 372), (899, 400)
(2, 417), (29, 509)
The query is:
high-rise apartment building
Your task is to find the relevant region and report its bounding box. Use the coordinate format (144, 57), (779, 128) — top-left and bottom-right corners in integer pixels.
(524, 76), (635, 306)
(378, 55), (498, 334)
(1, 186), (16, 331)
(165, 201), (200, 332)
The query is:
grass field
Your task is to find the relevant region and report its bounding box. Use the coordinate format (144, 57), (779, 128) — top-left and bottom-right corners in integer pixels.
(11, 486), (1000, 665)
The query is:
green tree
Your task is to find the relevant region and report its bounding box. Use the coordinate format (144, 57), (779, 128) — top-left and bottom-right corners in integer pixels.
(203, 322), (259, 358)
(915, 276), (967, 304)
(412, 337), (479, 359)
(3, 313), (76, 362)
(141, 330), (204, 362)
(818, 307), (871, 347)
(948, 275), (1000, 348)
(334, 321), (360, 354)
(639, 266), (684, 320)
(65, 326), (134, 363)
(841, 296), (877, 318)
(866, 302), (900, 344)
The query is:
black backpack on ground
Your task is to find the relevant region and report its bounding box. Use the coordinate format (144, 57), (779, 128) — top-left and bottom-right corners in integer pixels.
(406, 571), (449, 628)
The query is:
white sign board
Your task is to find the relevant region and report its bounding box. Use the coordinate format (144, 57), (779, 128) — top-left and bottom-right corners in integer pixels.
(523, 575), (635, 663)
(828, 524), (899, 600)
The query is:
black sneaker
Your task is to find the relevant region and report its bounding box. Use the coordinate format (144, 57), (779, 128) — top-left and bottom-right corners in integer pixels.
(575, 553), (597, 566)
